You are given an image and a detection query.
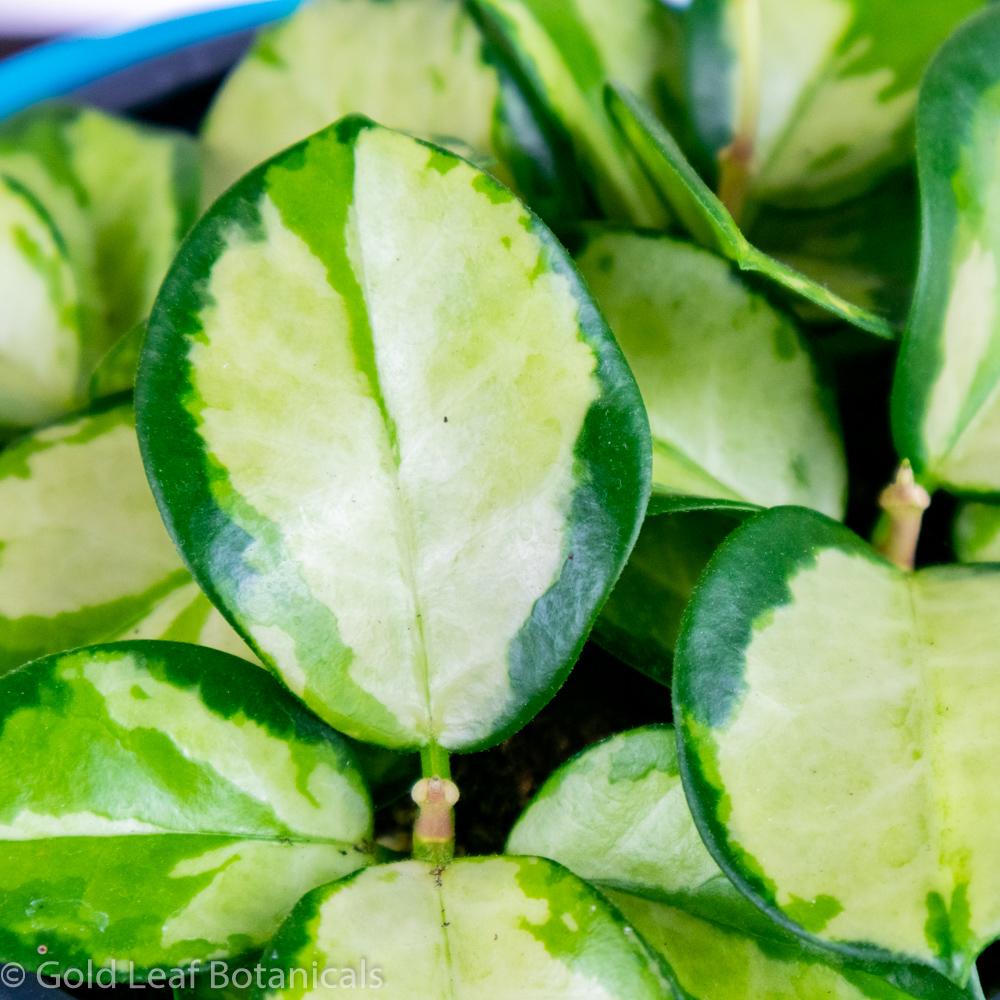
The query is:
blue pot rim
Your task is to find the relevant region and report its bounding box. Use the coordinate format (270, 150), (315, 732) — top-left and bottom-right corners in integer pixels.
(0, 1), (303, 121)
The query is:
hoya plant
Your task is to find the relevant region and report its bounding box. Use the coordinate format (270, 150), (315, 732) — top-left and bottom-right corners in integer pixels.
(2, 0), (1000, 997)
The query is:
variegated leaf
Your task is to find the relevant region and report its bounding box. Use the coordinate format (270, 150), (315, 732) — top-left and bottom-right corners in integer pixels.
(258, 856), (679, 998)
(137, 117), (650, 753)
(687, 0), (984, 208)
(0, 401), (251, 675)
(675, 506), (1000, 987)
(508, 727), (976, 1000)
(954, 502), (1000, 564)
(0, 104), (199, 396)
(605, 85), (897, 340)
(473, 0), (677, 226)
(595, 497), (758, 685)
(575, 229), (846, 514)
(0, 642), (373, 973)
(201, 0), (575, 217)
(0, 174), (80, 428)
(892, 7), (1000, 495)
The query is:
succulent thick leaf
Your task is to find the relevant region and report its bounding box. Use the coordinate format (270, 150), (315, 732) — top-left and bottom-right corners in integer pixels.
(751, 170), (919, 329)
(137, 117), (650, 753)
(0, 642), (373, 973)
(0, 175), (80, 427)
(508, 727), (971, 1000)
(675, 506), (1000, 986)
(0, 402), (251, 675)
(258, 856), (678, 999)
(687, 0), (984, 208)
(595, 498), (757, 685)
(606, 85), (897, 340)
(0, 104), (199, 384)
(473, 0), (676, 226)
(201, 0), (573, 217)
(892, 7), (1000, 495)
(954, 502), (1000, 563)
(575, 229), (846, 515)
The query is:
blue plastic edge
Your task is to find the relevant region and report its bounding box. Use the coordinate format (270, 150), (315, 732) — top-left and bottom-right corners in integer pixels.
(0, 0), (303, 121)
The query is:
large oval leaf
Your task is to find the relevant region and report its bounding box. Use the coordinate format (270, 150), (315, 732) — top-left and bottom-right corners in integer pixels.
(605, 85), (897, 340)
(0, 642), (373, 974)
(508, 726), (972, 1000)
(0, 175), (80, 427)
(0, 104), (199, 386)
(892, 7), (1000, 495)
(675, 506), (1000, 987)
(200, 0), (572, 216)
(575, 229), (846, 515)
(258, 856), (678, 998)
(137, 117), (650, 753)
(473, 0), (676, 226)
(0, 401), (251, 675)
(687, 0), (983, 208)
(595, 497), (758, 685)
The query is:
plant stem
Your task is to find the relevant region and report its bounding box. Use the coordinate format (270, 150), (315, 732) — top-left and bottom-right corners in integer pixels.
(875, 461), (931, 571)
(717, 0), (761, 224)
(412, 743), (458, 866)
(420, 742), (451, 781)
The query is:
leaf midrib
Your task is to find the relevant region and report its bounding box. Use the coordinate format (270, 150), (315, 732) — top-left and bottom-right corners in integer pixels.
(344, 170), (438, 745)
(904, 574), (956, 921)
(435, 875), (460, 1000)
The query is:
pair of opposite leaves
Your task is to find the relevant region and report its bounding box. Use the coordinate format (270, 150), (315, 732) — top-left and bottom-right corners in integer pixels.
(3, 3), (996, 996)
(0, 115), (668, 997)
(0, 125), (852, 999)
(0, 118), (979, 1000)
(0, 105), (903, 999)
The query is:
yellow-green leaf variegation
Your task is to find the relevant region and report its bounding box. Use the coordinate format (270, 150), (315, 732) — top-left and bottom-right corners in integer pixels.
(0, 104), (199, 423)
(675, 506), (1000, 988)
(892, 7), (1000, 496)
(258, 856), (680, 999)
(509, 727), (977, 1000)
(0, 401), (251, 675)
(137, 117), (650, 754)
(0, 642), (373, 975)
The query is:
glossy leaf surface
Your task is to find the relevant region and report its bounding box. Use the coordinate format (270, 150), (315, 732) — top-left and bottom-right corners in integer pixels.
(201, 0), (570, 214)
(0, 402), (251, 675)
(509, 726), (969, 1000)
(138, 117), (650, 752)
(0, 175), (79, 427)
(675, 506), (1000, 986)
(473, 0), (676, 225)
(259, 856), (678, 998)
(0, 104), (199, 387)
(892, 7), (1000, 494)
(575, 229), (846, 514)
(687, 0), (983, 207)
(0, 642), (373, 973)
(606, 85), (897, 340)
